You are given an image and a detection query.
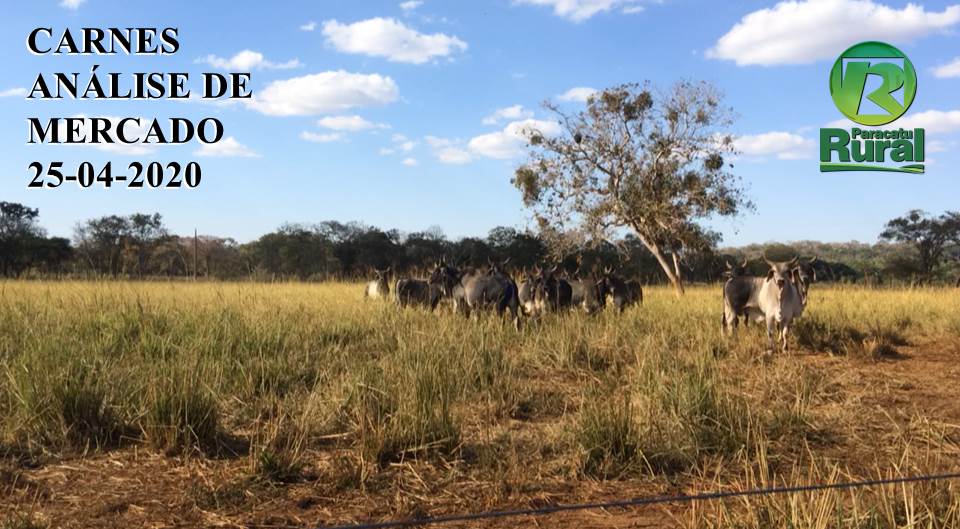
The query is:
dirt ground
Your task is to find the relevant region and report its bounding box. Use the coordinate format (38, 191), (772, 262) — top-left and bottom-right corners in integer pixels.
(4, 339), (960, 529)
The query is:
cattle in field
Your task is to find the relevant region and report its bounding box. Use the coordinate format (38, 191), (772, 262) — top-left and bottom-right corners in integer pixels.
(790, 257), (819, 313)
(428, 259), (521, 329)
(567, 276), (604, 314)
(395, 277), (442, 310)
(531, 265), (572, 314)
(722, 256), (804, 353)
(518, 271), (537, 315)
(364, 268), (391, 300)
(600, 267), (642, 313)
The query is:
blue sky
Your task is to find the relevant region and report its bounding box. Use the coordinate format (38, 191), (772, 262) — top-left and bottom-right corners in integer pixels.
(1, 0), (959, 245)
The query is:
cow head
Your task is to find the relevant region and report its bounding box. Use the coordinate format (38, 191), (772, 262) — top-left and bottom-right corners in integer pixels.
(791, 256), (818, 305)
(372, 267), (391, 287)
(531, 265), (555, 310)
(429, 258), (462, 297)
(599, 265), (626, 302)
(487, 257), (511, 277)
(724, 257), (750, 279)
(764, 256), (799, 292)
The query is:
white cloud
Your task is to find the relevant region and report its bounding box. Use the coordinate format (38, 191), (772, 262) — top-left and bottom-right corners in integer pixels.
(437, 147), (473, 164)
(933, 57), (960, 78)
(515, 0), (646, 22)
(622, 5), (644, 14)
(827, 109), (960, 134)
(322, 17), (467, 64)
(60, 0), (84, 9)
(557, 86), (597, 103)
(300, 21), (317, 31)
(194, 137), (259, 158)
(425, 135), (473, 164)
(402, 157), (419, 166)
(248, 70), (399, 117)
(380, 134), (416, 155)
(482, 105), (533, 125)
(400, 0), (423, 11)
(928, 140), (956, 153)
(0, 87), (28, 98)
(317, 115), (389, 131)
(173, 92), (243, 109)
(468, 118), (561, 159)
(733, 131), (815, 160)
(300, 131), (344, 143)
(892, 109), (960, 134)
(198, 50), (301, 70)
(708, 0), (960, 66)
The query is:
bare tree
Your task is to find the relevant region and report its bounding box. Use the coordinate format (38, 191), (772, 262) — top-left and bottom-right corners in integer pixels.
(513, 81), (751, 295)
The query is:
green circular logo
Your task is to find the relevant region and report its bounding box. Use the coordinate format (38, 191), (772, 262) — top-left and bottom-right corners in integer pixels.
(829, 41), (916, 126)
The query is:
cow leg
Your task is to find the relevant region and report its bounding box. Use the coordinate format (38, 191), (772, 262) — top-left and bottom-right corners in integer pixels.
(722, 306), (739, 337)
(780, 320), (790, 352)
(765, 316), (776, 353)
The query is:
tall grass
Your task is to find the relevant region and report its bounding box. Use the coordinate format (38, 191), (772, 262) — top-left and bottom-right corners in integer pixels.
(1, 280), (958, 518)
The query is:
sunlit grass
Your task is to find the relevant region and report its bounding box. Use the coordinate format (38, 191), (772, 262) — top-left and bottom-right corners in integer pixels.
(1, 280), (959, 521)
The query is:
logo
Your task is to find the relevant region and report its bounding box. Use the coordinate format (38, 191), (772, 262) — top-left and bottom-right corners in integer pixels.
(829, 41), (916, 126)
(820, 41), (924, 174)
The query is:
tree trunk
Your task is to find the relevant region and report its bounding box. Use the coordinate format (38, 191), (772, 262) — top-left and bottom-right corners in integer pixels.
(955, 275), (960, 288)
(632, 232), (684, 295)
(671, 253), (685, 296)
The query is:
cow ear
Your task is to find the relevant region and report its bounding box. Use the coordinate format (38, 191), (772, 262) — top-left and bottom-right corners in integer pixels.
(766, 269), (775, 282)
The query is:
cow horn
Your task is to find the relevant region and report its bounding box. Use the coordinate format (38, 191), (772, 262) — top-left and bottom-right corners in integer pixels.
(788, 256), (799, 267)
(741, 256), (749, 268)
(809, 256), (819, 264)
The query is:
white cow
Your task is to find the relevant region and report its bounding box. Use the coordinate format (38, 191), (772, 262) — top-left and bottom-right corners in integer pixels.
(756, 257), (804, 353)
(364, 268), (391, 300)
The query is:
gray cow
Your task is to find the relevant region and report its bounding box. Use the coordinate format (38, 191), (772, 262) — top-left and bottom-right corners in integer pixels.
(568, 276), (604, 314)
(518, 270), (537, 316)
(531, 266), (573, 314)
(600, 268), (642, 313)
(431, 260), (521, 329)
(790, 257), (819, 313)
(395, 277), (442, 310)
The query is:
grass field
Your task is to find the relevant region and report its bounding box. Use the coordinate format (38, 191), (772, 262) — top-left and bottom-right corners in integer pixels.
(2, 281), (960, 528)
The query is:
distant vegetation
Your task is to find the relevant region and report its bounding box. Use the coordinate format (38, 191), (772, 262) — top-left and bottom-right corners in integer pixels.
(1, 201), (959, 285)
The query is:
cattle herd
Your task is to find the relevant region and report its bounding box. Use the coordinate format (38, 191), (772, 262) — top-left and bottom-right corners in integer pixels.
(364, 254), (819, 353)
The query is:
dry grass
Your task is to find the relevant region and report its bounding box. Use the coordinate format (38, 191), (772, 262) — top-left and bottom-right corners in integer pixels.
(1, 281), (959, 527)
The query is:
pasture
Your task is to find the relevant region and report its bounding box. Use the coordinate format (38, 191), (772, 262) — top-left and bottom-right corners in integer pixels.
(1, 280), (960, 528)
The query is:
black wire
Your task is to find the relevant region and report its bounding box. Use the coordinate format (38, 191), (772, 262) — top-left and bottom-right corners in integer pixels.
(315, 471), (960, 529)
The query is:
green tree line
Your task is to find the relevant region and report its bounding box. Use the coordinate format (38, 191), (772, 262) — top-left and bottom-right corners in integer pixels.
(2, 201), (958, 285)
